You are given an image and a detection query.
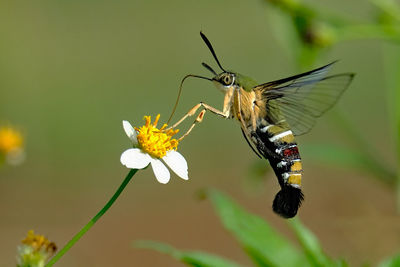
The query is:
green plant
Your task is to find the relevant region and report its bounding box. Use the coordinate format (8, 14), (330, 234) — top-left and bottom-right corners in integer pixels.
(137, 189), (400, 266)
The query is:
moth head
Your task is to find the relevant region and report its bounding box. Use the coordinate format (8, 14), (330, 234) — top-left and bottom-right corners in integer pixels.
(212, 72), (236, 92)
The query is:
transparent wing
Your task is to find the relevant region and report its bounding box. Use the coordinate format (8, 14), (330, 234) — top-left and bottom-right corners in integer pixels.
(255, 62), (354, 136)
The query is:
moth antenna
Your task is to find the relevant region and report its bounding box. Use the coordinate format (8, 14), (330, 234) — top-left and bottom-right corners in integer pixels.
(200, 31), (226, 72)
(202, 62), (217, 75)
(167, 74), (212, 124)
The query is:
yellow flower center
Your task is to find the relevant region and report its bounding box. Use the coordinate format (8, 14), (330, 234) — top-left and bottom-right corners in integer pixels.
(135, 114), (179, 158)
(0, 126), (23, 154)
(21, 230), (57, 254)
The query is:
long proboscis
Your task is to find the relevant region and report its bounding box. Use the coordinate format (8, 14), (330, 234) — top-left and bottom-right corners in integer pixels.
(167, 74), (212, 124)
(200, 31), (226, 72)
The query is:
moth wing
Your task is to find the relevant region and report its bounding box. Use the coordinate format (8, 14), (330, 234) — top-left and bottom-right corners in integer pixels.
(255, 62), (354, 136)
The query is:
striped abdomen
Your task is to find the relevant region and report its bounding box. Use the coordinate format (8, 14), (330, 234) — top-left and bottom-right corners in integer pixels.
(251, 123), (304, 218)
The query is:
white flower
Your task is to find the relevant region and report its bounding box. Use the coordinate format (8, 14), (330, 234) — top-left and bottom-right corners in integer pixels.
(120, 115), (188, 184)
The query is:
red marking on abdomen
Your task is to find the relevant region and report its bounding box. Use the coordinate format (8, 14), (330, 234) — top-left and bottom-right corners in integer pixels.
(283, 146), (299, 157)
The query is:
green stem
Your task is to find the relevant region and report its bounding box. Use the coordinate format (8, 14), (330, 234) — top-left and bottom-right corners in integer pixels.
(393, 56), (400, 212)
(337, 24), (400, 43)
(382, 43), (400, 210)
(45, 168), (138, 266)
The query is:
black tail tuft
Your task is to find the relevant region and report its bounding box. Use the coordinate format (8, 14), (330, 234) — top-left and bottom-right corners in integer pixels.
(272, 186), (304, 218)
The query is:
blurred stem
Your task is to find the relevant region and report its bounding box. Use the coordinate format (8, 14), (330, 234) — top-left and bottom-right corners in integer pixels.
(337, 24), (400, 43)
(331, 110), (396, 183)
(369, 0), (400, 22)
(265, 0), (355, 26)
(382, 43), (400, 210)
(45, 168), (138, 266)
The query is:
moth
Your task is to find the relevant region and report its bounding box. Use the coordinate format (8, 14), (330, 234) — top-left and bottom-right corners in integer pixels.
(168, 32), (354, 218)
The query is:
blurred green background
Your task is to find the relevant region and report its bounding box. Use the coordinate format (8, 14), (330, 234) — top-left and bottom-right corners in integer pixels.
(0, 0), (398, 266)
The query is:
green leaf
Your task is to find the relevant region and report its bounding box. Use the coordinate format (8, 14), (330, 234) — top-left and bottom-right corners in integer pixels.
(207, 189), (308, 267)
(288, 218), (345, 267)
(135, 240), (242, 267)
(378, 254), (400, 267)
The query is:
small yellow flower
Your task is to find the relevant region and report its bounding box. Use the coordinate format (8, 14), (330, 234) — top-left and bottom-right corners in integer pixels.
(0, 126), (23, 154)
(0, 125), (25, 165)
(17, 230), (57, 267)
(121, 114), (188, 184)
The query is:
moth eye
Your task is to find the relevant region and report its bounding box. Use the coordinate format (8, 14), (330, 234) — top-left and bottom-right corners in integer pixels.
(223, 75), (232, 85)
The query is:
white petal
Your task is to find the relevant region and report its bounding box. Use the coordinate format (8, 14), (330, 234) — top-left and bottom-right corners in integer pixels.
(120, 148), (151, 169)
(150, 158), (170, 184)
(162, 150), (188, 180)
(122, 120), (138, 145)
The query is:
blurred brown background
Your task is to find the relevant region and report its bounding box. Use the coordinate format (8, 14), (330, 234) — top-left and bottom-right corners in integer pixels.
(0, 0), (398, 266)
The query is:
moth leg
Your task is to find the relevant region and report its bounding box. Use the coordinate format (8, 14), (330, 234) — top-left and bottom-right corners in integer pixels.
(200, 102), (230, 118)
(167, 103), (201, 130)
(167, 102), (229, 130)
(178, 110), (206, 141)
